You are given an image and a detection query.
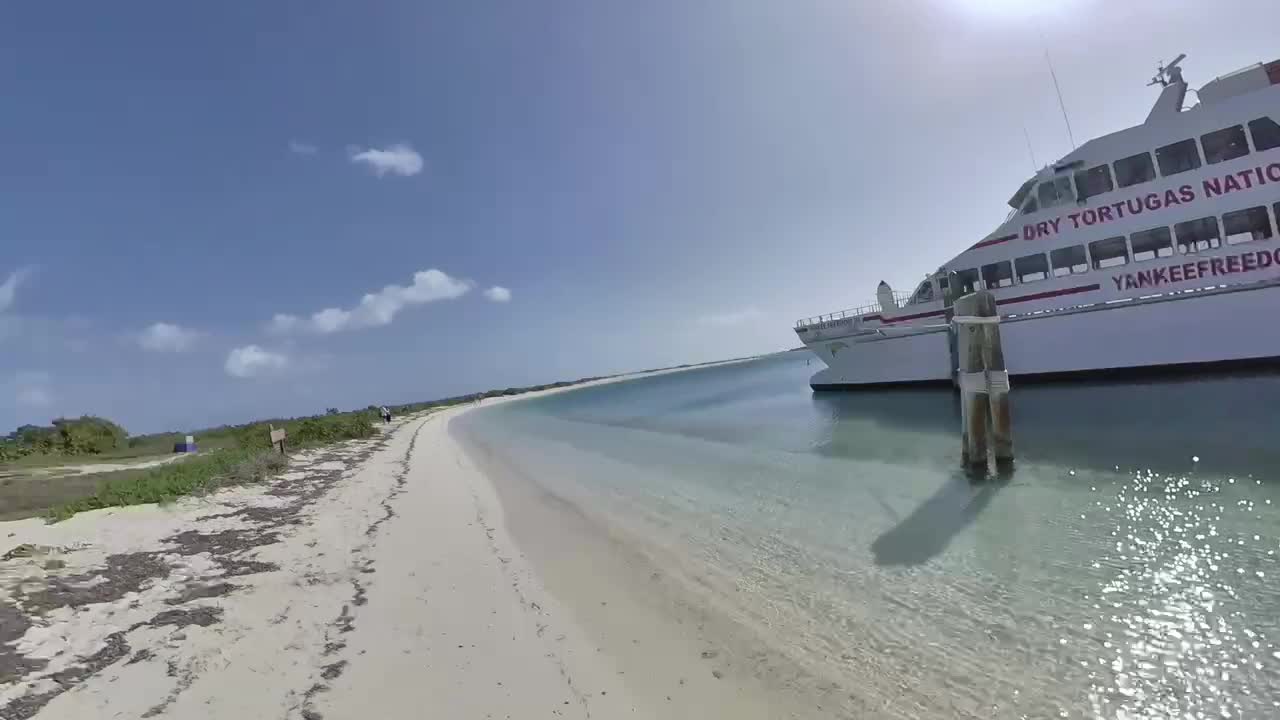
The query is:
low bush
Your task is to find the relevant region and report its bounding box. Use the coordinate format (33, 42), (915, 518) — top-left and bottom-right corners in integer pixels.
(3, 416), (128, 460)
(233, 411), (376, 451)
(56, 416), (128, 455)
(51, 449), (288, 520)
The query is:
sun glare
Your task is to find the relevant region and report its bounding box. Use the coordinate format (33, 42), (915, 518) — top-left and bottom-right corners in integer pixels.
(942, 0), (1054, 21)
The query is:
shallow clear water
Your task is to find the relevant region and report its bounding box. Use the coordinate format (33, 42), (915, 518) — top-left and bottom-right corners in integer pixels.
(459, 354), (1280, 718)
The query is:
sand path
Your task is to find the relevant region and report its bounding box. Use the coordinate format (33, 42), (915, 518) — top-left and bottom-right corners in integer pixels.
(0, 409), (640, 719)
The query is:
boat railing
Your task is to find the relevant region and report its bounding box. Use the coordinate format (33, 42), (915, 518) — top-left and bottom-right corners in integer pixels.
(795, 290), (913, 329)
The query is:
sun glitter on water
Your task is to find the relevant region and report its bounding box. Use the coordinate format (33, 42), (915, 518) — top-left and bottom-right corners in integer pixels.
(1084, 467), (1280, 718)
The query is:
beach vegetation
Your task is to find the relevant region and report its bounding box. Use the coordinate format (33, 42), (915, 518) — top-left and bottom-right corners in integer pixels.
(48, 449), (289, 521)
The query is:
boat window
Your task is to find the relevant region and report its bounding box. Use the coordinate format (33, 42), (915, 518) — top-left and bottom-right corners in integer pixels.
(1201, 125), (1250, 164)
(1073, 164), (1114, 202)
(907, 279), (934, 305)
(1113, 152), (1156, 188)
(981, 261), (1014, 288)
(1050, 245), (1088, 276)
(1022, 196), (1038, 215)
(1222, 206), (1274, 245)
(1008, 177), (1036, 211)
(1088, 236), (1129, 269)
(952, 268), (980, 295)
(1014, 253), (1049, 283)
(1249, 117), (1280, 152)
(1129, 227), (1174, 261)
(1155, 139), (1201, 176)
(1037, 177), (1075, 208)
(1174, 216), (1222, 254)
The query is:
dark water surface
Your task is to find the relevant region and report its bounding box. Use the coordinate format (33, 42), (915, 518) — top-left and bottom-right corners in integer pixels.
(460, 353), (1280, 718)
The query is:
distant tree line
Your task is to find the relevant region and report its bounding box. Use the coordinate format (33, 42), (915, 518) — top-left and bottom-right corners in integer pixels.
(1, 417), (128, 461)
(1, 371), (641, 464)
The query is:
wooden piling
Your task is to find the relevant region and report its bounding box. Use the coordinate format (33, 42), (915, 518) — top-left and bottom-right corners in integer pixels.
(953, 292), (989, 472)
(978, 292), (1014, 469)
(953, 289), (1013, 473)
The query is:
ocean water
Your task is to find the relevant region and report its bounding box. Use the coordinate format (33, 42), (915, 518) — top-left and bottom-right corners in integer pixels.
(456, 353), (1280, 718)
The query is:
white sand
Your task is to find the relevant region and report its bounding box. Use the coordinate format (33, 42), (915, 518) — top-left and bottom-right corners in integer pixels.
(0, 361), (787, 719)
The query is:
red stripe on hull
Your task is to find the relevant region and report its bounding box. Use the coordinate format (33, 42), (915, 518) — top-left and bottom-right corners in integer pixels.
(882, 309), (947, 324)
(971, 233), (1018, 250)
(877, 283), (1098, 324)
(999, 283), (1100, 305)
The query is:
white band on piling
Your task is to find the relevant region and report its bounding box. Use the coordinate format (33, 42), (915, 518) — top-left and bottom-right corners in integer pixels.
(986, 370), (1010, 394)
(958, 370), (1011, 394)
(951, 315), (1001, 325)
(957, 371), (988, 393)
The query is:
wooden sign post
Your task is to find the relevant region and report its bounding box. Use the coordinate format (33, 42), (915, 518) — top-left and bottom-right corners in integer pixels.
(269, 425), (288, 455)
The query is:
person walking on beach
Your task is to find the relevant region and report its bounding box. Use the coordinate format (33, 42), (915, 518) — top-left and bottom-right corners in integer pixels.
(379, 405), (391, 424)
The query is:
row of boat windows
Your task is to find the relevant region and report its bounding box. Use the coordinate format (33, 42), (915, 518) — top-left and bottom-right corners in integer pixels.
(944, 202), (1280, 295)
(1024, 117), (1280, 214)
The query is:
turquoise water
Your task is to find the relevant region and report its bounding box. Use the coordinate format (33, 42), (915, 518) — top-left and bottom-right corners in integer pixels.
(457, 353), (1280, 718)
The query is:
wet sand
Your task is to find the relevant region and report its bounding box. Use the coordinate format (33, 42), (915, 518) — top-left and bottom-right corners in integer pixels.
(454, 416), (836, 719)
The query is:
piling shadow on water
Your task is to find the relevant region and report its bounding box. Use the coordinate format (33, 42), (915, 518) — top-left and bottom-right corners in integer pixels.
(871, 469), (1009, 567)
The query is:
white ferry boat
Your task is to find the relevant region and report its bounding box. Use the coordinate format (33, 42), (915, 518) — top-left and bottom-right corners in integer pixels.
(796, 55), (1280, 389)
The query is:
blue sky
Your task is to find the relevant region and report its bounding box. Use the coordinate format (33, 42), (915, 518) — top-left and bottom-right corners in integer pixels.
(3, 0), (1279, 433)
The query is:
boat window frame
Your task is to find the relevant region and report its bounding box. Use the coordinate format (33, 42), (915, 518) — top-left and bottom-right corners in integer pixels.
(1113, 151), (1157, 188)
(1037, 176), (1076, 209)
(1050, 244), (1089, 277)
(1222, 206), (1274, 246)
(1249, 116), (1280, 153)
(1073, 164), (1115, 202)
(981, 260), (1015, 289)
(952, 268), (981, 295)
(1129, 226), (1174, 262)
(906, 278), (936, 305)
(1014, 252), (1050, 284)
(1155, 138), (1202, 177)
(1088, 236), (1130, 270)
(1174, 216), (1222, 255)
(1201, 125), (1251, 165)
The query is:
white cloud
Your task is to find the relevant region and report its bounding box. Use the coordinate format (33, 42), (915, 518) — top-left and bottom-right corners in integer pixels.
(137, 322), (200, 352)
(289, 139), (318, 155)
(483, 286), (512, 303)
(272, 269), (472, 335)
(0, 267), (32, 313)
(266, 313), (302, 335)
(349, 143), (423, 177)
(13, 370), (53, 408)
(225, 345), (289, 378)
(697, 307), (766, 327)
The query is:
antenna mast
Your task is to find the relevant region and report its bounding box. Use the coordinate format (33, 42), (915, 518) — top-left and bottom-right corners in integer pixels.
(1021, 124), (1038, 172)
(1044, 46), (1076, 151)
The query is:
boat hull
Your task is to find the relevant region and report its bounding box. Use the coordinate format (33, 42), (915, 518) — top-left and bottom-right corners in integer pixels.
(808, 281), (1280, 389)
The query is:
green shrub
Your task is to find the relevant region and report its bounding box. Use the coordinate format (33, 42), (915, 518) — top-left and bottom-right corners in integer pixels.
(0, 443), (33, 462)
(51, 448), (288, 520)
(54, 416), (128, 455)
(2, 417), (128, 459)
(234, 411), (376, 451)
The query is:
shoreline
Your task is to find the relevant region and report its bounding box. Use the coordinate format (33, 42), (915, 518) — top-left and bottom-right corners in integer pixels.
(0, 359), (770, 718)
(449, 364), (857, 719)
(453, 413), (823, 719)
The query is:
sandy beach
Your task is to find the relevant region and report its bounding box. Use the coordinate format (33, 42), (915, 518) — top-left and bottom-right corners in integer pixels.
(0, 368), (796, 720)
